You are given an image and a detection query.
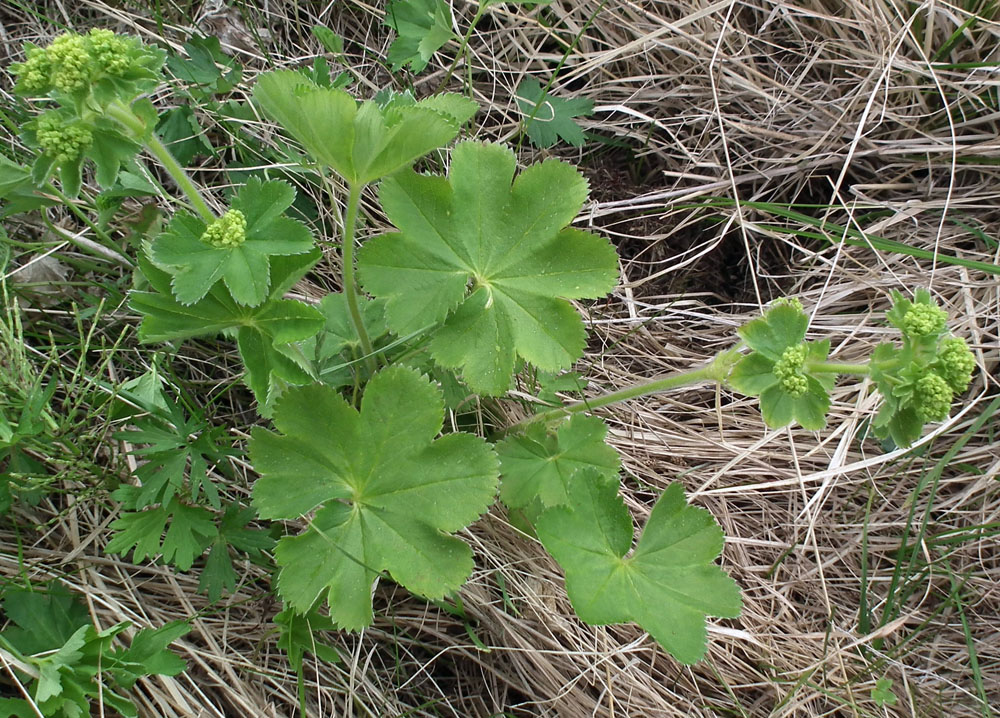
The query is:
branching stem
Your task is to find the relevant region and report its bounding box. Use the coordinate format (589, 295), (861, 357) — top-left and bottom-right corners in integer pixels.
(807, 361), (869, 376)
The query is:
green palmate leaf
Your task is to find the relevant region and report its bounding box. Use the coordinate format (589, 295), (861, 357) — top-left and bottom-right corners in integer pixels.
(385, 0), (455, 74)
(105, 497), (217, 571)
(737, 299), (808, 361)
(497, 414), (620, 509)
(1, 584), (90, 656)
(132, 249), (323, 405)
(536, 474), (741, 664)
(252, 71), (475, 185)
(150, 178), (314, 306)
(358, 141), (618, 394)
(516, 78), (595, 148)
(249, 366), (499, 628)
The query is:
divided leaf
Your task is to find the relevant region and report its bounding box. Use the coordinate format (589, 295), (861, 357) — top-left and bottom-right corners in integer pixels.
(516, 78), (595, 148)
(150, 178), (314, 306)
(358, 141), (618, 394)
(249, 366), (499, 628)
(385, 0), (455, 74)
(536, 474), (741, 664)
(497, 414), (620, 509)
(253, 71), (475, 185)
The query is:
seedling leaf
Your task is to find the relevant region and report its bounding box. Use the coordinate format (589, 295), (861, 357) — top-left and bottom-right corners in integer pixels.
(250, 366), (499, 628)
(536, 474), (741, 664)
(358, 141), (618, 394)
(516, 78), (594, 148)
(385, 0), (455, 74)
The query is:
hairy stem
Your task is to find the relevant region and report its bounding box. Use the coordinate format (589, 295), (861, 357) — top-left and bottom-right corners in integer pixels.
(807, 361), (870, 376)
(341, 182), (377, 374)
(512, 351), (741, 431)
(105, 100), (215, 223)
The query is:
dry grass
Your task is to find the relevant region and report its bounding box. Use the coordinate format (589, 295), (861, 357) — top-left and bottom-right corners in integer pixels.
(1, 0), (999, 716)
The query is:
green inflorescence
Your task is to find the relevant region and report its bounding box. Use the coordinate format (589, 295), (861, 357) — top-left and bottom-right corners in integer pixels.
(47, 32), (91, 93)
(201, 209), (247, 248)
(87, 28), (132, 75)
(913, 371), (952, 422)
(12, 28), (151, 96)
(935, 336), (976, 393)
(772, 343), (809, 397)
(901, 302), (947, 338)
(35, 112), (93, 162)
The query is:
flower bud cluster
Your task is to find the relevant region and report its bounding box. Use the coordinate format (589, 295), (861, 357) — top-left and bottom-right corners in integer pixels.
(901, 302), (947, 338)
(913, 372), (952, 422)
(12, 29), (144, 96)
(773, 344), (809, 398)
(35, 112), (93, 162)
(201, 210), (248, 248)
(935, 336), (975, 394)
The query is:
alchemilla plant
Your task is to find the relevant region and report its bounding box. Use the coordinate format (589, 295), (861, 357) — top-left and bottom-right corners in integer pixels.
(5, 28), (977, 707)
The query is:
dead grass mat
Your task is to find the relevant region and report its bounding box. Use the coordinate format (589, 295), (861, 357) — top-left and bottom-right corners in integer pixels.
(1, 0), (998, 715)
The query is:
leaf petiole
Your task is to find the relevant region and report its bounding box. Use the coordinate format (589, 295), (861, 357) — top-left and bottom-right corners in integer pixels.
(340, 182), (377, 374)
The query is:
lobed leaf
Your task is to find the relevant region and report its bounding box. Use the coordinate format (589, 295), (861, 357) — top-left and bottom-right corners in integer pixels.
(497, 414), (620, 509)
(516, 77), (595, 148)
(150, 178), (314, 307)
(358, 141), (618, 394)
(252, 71), (474, 185)
(536, 473), (741, 664)
(249, 366), (499, 628)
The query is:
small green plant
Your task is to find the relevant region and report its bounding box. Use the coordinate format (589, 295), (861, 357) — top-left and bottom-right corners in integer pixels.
(0, 582), (188, 718)
(6, 27), (978, 696)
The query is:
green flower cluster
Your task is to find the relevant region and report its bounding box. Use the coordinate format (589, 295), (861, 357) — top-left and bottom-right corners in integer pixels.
(12, 28), (145, 96)
(773, 344), (808, 398)
(201, 210), (248, 248)
(35, 112), (93, 162)
(901, 301), (947, 338)
(870, 289), (976, 446)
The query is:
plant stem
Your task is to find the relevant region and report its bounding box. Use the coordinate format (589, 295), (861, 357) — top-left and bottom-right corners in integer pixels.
(341, 182), (377, 374)
(435, 5), (486, 94)
(808, 361), (869, 376)
(511, 358), (733, 432)
(105, 99), (215, 224)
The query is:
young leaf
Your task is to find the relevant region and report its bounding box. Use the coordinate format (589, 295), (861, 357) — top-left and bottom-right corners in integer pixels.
(516, 78), (595, 148)
(536, 474), (741, 664)
(497, 414), (620, 509)
(358, 141), (619, 394)
(150, 178), (314, 306)
(252, 71), (475, 185)
(249, 366), (499, 628)
(385, 0), (455, 74)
